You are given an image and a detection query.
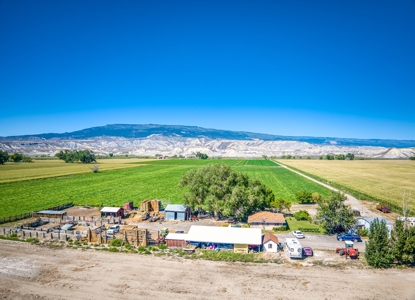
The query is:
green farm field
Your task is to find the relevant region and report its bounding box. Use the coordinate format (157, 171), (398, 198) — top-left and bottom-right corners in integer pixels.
(278, 159), (415, 212)
(0, 159), (331, 217)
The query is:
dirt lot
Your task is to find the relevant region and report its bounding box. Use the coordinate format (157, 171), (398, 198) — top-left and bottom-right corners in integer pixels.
(1, 240), (414, 300)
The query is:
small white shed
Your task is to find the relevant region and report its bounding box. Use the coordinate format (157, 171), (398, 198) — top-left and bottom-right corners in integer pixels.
(262, 232), (280, 253)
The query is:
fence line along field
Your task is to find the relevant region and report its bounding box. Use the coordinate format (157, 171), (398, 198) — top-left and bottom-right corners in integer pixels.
(278, 159), (415, 212)
(0, 159), (331, 217)
(0, 159), (155, 184)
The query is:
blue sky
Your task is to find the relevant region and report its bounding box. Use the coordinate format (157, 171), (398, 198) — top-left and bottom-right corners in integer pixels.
(1, 0), (414, 139)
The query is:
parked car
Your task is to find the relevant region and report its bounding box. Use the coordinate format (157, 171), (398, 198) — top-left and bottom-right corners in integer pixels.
(303, 246), (313, 256)
(336, 233), (362, 242)
(292, 230), (305, 239)
(106, 225), (120, 235)
(303, 247), (313, 256)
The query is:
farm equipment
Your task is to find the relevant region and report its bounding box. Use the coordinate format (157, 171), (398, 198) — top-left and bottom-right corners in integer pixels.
(376, 204), (391, 213)
(336, 241), (359, 259)
(157, 228), (169, 244)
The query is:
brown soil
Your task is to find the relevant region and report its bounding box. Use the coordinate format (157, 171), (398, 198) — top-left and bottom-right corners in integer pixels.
(63, 206), (101, 218)
(361, 201), (401, 222)
(1, 240), (414, 300)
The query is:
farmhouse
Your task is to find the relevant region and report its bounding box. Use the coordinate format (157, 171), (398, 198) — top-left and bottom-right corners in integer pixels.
(164, 204), (190, 221)
(100, 207), (124, 218)
(248, 211), (286, 230)
(262, 232), (280, 253)
(355, 217), (393, 235)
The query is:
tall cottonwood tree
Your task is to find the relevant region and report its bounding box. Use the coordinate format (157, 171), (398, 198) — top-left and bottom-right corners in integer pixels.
(365, 218), (392, 268)
(179, 163), (274, 220)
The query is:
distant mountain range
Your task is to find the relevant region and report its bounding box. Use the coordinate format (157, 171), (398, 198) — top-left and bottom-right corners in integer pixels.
(1, 124), (415, 148)
(1, 124), (414, 158)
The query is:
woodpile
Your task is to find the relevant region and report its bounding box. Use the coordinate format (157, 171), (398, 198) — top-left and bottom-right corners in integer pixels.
(139, 200), (160, 213)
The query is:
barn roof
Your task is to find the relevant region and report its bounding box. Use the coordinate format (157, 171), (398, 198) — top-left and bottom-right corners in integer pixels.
(100, 207), (122, 213)
(185, 225), (262, 245)
(165, 233), (188, 240)
(35, 210), (66, 215)
(164, 204), (188, 212)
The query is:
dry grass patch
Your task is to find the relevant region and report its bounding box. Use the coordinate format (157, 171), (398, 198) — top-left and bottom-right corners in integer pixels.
(278, 159), (415, 212)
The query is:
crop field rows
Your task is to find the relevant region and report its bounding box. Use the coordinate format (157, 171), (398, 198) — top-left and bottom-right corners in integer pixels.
(0, 159), (331, 217)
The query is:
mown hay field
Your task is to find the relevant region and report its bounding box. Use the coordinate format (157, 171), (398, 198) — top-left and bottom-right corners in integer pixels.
(0, 159), (155, 184)
(0, 159), (331, 217)
(278, 159), (415, 212)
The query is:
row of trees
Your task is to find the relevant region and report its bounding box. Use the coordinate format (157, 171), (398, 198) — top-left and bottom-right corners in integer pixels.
(179, 164), (274, 220)
(195, 152), (208, 159)
(325, 153), (355, 160)
(55, 150), (96, 163)
(0, 150), (32, 164)
(365, 218), (415, 268)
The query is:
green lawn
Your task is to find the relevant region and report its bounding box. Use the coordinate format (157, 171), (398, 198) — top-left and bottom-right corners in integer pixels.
(285, 217), (323, 233)
(0, 160), (332, 218)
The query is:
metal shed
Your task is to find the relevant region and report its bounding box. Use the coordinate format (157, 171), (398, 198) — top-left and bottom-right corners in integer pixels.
(33, 210), (67, 219)
(164, 204), (189, 221)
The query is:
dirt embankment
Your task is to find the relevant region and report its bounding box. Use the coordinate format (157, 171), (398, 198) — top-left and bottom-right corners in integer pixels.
(0, 240), (414, 300)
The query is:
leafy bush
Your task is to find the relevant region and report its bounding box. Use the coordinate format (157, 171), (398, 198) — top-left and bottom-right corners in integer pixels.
(124, 243), (132, 250)
(293, 210), (311, 221)
(298, 228), (320, 233)
(158, 244), (168, 250)
(109, 239), (123, 247)
(273, 226), (288, 232)
(144, 250), (151, 255)
(108, 247), (119, 252)
(138, 246), (146, 252)
(357, 228), (368, 237)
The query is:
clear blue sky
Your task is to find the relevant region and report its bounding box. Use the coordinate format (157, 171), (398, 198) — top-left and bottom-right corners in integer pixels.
(1, 0), (414, 139)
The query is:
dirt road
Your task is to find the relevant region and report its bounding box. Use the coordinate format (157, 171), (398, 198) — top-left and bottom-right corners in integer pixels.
(1, 240), (414, 300)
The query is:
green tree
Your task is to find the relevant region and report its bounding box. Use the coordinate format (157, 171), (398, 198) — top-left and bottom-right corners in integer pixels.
(312, 192), (322, 203)
(109, 153), (113, 158)
(0, 150), (8, 164)
(10, 153), (24, 163)
(326, 154), (334, 160)
(196, 152), (208, 159)
(295, 190), (312, 204)
(78, 150), (96, 163)
(179, 164), (273, 220)
(316, 191), (354, 234)
(335, 154), (346, 160)
(270, 197), (291, 212)
(55, 150), (79, 163)
(409, 156), (415, 161)
(346, 153), (355, 160)
(365, 218), (392, 268)
(293, 210), (310, 221)
(391, 219), (415, 265)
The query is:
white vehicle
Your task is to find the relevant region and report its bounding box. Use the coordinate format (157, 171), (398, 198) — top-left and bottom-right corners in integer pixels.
(107, 225), (120, 235)
(285, 238), (303, 258)
(292, 230), (305, 239)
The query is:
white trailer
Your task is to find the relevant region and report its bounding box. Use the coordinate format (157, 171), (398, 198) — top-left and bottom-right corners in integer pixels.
(285, 238), (302, 258)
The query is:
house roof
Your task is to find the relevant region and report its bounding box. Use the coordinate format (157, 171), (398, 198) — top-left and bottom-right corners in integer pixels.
(35, 210), (66, 215)
(357, 217), (392, 225)
(262, 232), (279, 244)
(248, 212), (286, 224)
(100, 207), (122, 213)
(185, 225), (262, 245)
(164, 204), (188, 212)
